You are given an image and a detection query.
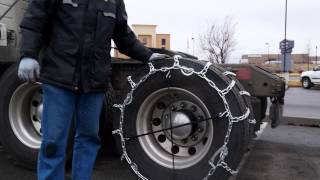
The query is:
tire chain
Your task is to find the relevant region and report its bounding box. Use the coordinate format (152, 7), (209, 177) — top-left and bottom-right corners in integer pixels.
(112, 56), (256, 180)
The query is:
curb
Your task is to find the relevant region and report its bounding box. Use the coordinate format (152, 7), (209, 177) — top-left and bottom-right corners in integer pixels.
(288, 80), (301, 88)
(282, 116), (320, 127)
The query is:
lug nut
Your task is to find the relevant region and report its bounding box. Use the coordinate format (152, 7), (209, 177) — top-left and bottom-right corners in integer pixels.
(188, 147), (197, 155)
(191, 135), (198, 141)
(32, 100), (39, 107)
(152, 118), (161, 126)
(158, 134), (167, 143)
(171, 145), (180, 154)
(157, 102), (166, 109)
(180, 102), (186, 108)
(171, 105), (177, 111)
(198, 127), (204, 133)
(191, 106), (197, 112)
(32, 115), (38, 122)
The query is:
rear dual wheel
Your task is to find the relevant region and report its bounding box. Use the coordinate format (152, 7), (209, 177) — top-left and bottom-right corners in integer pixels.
(0, 63), (74, 169)
(113, 58), (250, 180)
(0, 64), (41, 168)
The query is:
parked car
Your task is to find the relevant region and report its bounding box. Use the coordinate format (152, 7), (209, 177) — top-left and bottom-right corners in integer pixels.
(300, 65), (320, 89)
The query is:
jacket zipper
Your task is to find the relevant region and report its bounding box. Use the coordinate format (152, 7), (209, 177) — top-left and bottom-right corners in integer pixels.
(73, 0), (89, 91)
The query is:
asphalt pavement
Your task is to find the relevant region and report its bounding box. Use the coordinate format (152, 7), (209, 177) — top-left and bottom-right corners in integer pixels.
(236, 125), (320, 180)
(0, 146), (36, 180)
(0, 88), (319, 180)
(283, 87), (320, 120)
(1, 124), (319, 180)
(0, 145), (134, 180)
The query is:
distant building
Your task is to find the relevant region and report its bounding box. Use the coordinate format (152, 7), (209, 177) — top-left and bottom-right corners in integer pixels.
(114, 24), (171, 59)
(240, 53), (319, 72)
(241, 54), (318, 65)
(156, 34), (171, 50)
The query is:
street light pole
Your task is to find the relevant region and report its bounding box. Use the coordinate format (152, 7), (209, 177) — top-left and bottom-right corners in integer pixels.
(308, 54), (310, 71)
(316, 46), (318, 64)
(266, 43), (270, 64)
(192, 37), (195, 56)
(281, 0), (290, 88)
(283, 0), (288, 73)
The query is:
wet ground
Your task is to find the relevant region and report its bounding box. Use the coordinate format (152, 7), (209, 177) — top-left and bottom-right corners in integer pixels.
(0, 87), (319, 180)
(283, 87), (320, 120)
(1, 124), (319, 180)
(0, 145), (134, 180)
(236, 125), (320, 180)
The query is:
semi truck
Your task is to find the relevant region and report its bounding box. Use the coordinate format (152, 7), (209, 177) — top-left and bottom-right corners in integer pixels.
(0, 1), (285, 179)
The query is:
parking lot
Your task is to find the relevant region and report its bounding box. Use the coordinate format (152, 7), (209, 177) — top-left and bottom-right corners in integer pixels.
(0, 87), (319, 180)
(236, 125), (320, 180)
(283, 87), (320, 120)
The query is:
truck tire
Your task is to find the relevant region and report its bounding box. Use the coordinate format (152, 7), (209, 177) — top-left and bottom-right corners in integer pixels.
(113, 58), (250, 180)
(0, 64), (40, 168)
(302, 77), (312, 89)
(0, 63), (74, 169)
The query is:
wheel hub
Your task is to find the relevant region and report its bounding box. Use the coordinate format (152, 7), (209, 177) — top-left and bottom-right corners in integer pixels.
(137, 88), (214, 169)
(30, 88), (43, 135)
(161, 101), (207, 147)
(9, 83), (42, 149)
(167, 111), (192, 140)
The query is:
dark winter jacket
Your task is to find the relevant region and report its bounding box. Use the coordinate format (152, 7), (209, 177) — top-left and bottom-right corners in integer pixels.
(20, 0), (153, 92)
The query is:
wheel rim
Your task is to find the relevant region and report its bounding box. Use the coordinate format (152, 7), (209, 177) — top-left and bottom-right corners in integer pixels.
(9, 83), (42, 149)
(303, 79), (309, 87)
(136, 87), (214, 169)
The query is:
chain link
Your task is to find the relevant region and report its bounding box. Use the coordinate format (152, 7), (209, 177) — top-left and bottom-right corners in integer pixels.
(239, 91), (251, 96)
(112, 56), (253, 180)
(220, 162), (238, 175)
(223, 71), (237, 77)
(249, 119), (257, 124)
(127, 76), (137, 89)
(221, 80), (236, 95)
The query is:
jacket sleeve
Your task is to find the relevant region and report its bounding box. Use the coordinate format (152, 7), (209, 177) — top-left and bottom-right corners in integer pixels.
(113, 0), (153, 62)
(19, 0), (57, 61)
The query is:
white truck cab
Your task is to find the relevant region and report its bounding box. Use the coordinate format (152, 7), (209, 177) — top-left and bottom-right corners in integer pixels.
(301, 65), (320, 89)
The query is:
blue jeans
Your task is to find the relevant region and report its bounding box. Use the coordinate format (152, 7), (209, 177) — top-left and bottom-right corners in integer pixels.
(38, 84), (104, 180)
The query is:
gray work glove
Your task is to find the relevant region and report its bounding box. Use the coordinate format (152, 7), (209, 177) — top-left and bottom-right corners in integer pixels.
(148, 53), (170, 61)
(18, 57), (40, 82)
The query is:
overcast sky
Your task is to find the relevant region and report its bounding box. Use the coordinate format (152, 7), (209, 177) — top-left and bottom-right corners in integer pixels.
(124, 0), (320, 63)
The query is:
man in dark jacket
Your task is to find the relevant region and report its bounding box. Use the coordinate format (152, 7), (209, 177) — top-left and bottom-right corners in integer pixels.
(18, 0), (168, 179)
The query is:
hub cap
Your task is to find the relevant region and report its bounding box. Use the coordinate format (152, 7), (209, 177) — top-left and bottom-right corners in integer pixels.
(169, 111), (192, 140)
(303, 79), (309, 87)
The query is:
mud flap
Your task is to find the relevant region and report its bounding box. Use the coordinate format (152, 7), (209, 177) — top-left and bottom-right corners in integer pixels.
(269, 97), (284, 128)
